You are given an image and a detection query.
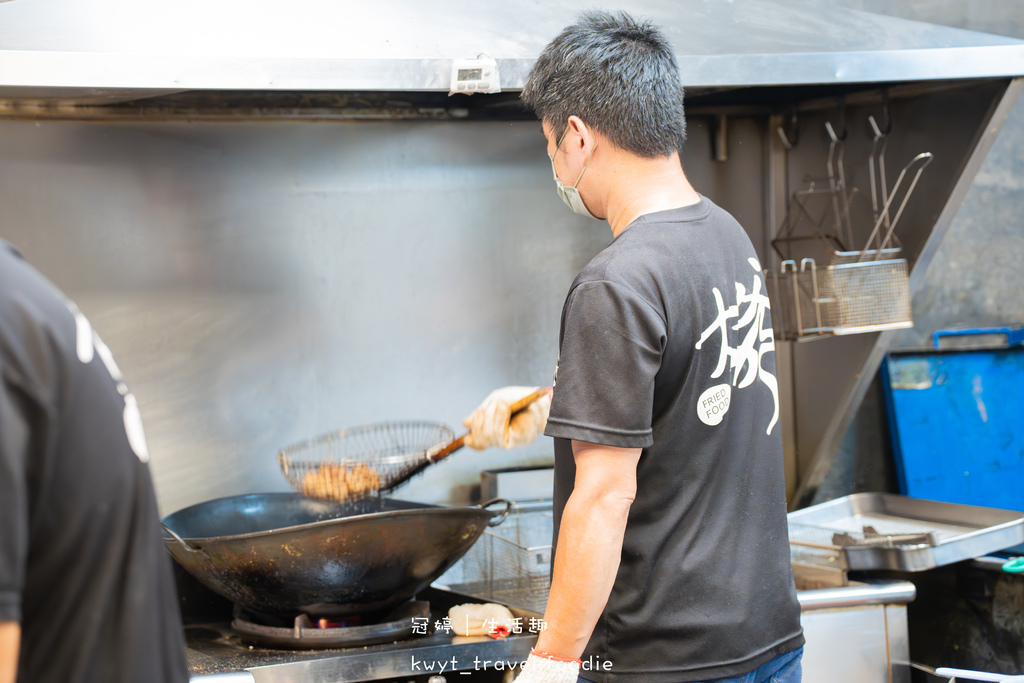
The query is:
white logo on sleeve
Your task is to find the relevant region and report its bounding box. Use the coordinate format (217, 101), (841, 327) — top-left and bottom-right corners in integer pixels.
(66, 301), (151, 462)
(694, 258), (780, 435)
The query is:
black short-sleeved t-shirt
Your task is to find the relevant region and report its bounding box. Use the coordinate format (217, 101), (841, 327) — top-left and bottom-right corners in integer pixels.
(0, 244), (187, 683)
(544, 197), (803, 683)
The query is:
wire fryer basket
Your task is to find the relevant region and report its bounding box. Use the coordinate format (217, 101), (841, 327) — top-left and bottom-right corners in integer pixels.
(769, 258), (912, 340)
(442, 507), (552, 614)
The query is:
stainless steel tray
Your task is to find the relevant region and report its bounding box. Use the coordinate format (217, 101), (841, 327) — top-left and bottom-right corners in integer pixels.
(788, 493), (1024, 572)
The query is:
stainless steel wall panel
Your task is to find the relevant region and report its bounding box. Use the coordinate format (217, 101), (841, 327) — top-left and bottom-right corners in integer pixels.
(0, 116), (770, 514)
(0, 120), (617, 514)
(686, 116), (769, 265)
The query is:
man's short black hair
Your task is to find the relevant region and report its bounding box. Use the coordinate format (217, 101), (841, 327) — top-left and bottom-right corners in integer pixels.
(522, 10), (686, 158)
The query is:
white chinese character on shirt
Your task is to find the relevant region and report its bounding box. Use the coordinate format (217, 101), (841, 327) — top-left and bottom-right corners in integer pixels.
(694, 258), (779, 435)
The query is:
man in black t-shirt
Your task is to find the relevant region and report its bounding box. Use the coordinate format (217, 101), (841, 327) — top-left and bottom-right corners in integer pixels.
(0, 243), (187, 683)
(462, 12), (803, 683)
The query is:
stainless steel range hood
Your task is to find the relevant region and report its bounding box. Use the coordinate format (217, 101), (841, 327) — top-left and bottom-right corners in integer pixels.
(2, 0), (1024, 100)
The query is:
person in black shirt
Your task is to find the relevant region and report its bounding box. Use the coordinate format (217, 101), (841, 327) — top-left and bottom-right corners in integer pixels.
(462, 12), (804, 683)
(0, 243), (187, 683)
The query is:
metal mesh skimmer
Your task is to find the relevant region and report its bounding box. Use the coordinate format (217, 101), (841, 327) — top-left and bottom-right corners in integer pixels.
(277, 421), (455, 503)
(278, 389), (548, 503)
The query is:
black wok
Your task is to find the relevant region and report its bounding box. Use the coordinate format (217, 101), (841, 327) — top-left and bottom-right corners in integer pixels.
(161, 493), (509, 617)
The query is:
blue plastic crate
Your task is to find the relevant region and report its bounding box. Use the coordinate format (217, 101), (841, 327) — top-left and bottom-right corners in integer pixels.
(882, 327), (1024, 522)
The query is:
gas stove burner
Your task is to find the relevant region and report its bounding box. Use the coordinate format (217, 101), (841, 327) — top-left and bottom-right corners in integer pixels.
(231, 599), (430, 650)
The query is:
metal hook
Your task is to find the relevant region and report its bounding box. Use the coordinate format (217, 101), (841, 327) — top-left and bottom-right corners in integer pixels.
(867, 114), (891, 243)
(824, 121), (853, 248)
(825, 120), (840, 143)
(776, 127), (794, 150)
(868, 115), (885, 139)
(879, 90), (893, 134)
(779, 260), (803, 334)
(776, 111), (799, 150)
(826, 98), (848, 142)
(798, 258), (823, 334)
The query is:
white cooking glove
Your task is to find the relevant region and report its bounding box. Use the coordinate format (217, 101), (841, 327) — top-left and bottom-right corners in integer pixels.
(514, 651), (581, 683)
(462, 386), (551, 450)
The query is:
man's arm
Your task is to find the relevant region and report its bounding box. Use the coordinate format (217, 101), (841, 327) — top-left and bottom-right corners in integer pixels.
(0, 621), (19, 683)
(534, 439), (641, 658)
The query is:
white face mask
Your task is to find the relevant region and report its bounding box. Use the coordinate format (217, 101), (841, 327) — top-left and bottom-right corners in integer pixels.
(549, 126), (598, 219)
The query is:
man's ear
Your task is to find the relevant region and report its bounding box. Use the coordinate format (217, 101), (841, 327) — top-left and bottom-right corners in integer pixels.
(566, 115), (590, 150)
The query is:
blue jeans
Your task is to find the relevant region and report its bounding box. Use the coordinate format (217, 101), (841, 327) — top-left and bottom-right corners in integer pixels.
(578, 646), (803, 683)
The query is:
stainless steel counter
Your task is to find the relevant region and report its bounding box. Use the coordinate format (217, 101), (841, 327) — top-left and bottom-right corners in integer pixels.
(799, 579), (916, 683)
(185, 580), (915, 682)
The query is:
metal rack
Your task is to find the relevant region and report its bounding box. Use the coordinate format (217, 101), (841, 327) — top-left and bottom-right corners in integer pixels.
(769, 114), (933, 340)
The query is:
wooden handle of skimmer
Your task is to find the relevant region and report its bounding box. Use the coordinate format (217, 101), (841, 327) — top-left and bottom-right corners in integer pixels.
(428, 387), (551, 463)
(508, 386), (551, 413)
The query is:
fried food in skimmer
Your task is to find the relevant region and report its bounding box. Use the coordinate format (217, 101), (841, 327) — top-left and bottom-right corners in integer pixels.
(301, 462), (381, 502)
